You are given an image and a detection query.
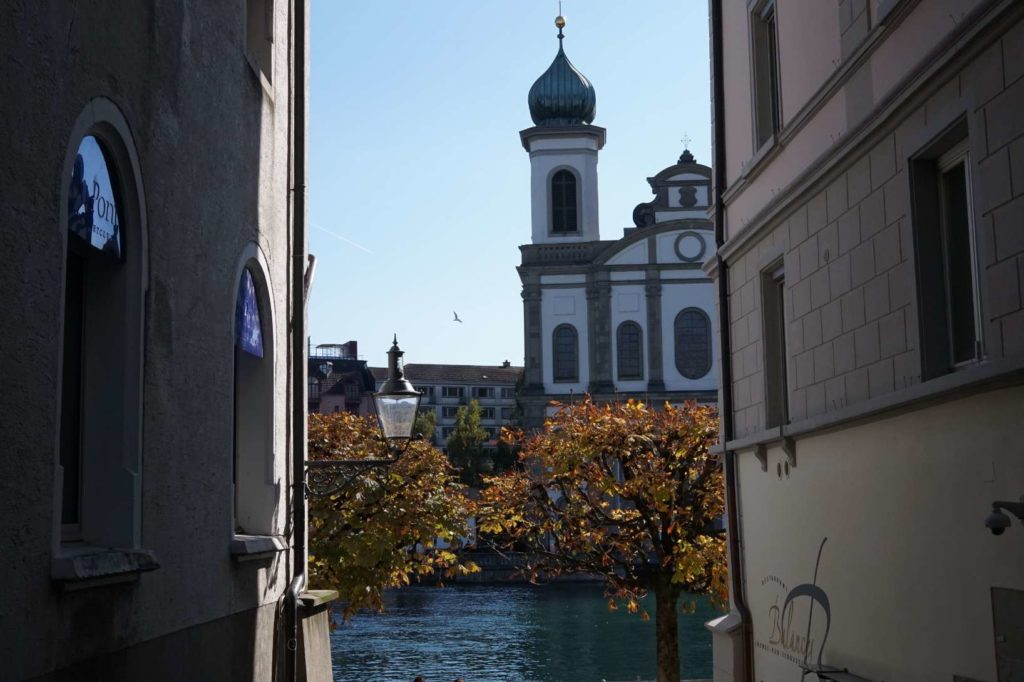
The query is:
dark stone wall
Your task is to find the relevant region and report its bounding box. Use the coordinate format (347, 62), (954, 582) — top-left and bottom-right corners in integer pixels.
(0, 2), (298, 678)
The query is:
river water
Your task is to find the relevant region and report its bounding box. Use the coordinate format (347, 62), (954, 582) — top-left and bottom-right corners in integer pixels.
(329, 583), (716, 682)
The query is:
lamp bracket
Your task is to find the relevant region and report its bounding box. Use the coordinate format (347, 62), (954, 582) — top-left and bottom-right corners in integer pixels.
(303, 437), (418, 498)
(993, 499), (1024, 521)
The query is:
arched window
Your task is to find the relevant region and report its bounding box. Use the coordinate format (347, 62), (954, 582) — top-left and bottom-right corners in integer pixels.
(551, 169), (578, 234)
(58, 100), (147, 551)
(616, 321), (644, 380)
(552, 324), (579, 382)
(234, 263), (276, 536)
(674, 308), (712, 380)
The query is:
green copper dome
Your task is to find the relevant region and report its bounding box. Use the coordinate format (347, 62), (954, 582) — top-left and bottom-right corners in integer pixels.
(527, 31), (596, 127)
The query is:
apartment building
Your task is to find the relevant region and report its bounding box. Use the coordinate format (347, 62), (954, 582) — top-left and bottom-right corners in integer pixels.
(706, 1), (1024, 680)
(371, 363), (522, 448)
(308, 341), (376, 416)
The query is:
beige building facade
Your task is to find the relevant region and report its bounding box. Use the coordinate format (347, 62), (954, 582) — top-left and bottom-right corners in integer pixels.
(706, 1), (1024, 680)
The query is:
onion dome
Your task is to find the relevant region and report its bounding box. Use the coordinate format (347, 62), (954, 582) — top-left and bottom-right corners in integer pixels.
(527, 15), (596, 127)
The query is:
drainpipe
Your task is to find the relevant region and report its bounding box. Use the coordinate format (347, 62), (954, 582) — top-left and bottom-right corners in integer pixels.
(710, 2), (754, 680)
(286, 0), (309, 680)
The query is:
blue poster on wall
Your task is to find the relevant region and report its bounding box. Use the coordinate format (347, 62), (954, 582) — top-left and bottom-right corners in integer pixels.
(235, 269), (264, 358)
(68, 135), (122, 258)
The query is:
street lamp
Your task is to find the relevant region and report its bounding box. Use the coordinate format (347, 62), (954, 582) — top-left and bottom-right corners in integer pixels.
(304, 335), (421, 497)
(374, 335), (422, 442)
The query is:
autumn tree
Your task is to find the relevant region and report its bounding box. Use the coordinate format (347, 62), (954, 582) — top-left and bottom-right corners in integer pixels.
(307, 412), (477, 619)
(478, 399), (726, 682)
(412, 408), (437, 445)
(445, 399), (488, 486)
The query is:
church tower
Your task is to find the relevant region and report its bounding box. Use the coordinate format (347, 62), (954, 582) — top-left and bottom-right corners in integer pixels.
(521, 15), (605, 244)
(516, 14), (717, 429)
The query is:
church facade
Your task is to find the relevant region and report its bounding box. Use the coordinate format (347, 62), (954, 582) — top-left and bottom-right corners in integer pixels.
(517, 19), (718, 428)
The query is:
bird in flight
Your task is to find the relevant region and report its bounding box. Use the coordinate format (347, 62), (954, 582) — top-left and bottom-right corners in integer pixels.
(453, 311), (463, 323)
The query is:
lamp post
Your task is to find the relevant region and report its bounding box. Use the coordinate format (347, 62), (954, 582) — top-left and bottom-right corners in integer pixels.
(304, 335), (422, 497)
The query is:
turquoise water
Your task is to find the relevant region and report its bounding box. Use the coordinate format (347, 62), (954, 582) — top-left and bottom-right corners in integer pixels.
(329, 583), (716, 682)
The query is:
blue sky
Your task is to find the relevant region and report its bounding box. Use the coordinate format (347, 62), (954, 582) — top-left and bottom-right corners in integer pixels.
(308, 1), (711, 367)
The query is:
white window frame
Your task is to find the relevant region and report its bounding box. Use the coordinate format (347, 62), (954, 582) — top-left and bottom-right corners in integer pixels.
(936, 140), (982, 369)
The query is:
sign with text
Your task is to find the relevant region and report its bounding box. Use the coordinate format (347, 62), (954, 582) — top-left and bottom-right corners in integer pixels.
(756, 537), (832, 671)
(68, 135), (122, 258)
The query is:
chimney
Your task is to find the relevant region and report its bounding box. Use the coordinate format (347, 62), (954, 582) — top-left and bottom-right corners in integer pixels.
(343, 340), (357, 359)
(502, 360), (510, 368)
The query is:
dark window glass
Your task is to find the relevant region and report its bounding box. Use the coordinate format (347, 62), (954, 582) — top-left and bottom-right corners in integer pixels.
(616, 322), (643, 380)
(940, 162), (977, 364)
(752, 2), (781, 149)
(762, 266), (788, 428)
(553, 325), (579, 382)
(551, 170), (578, 233)
(674, 309), (711, 380)
(60, 249), (86, 527)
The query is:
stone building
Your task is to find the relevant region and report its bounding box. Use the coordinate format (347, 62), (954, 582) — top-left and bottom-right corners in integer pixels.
(517, 19), (719, 428)
(308, 341), (377, 416)
(705, 1), (1024, 680)
(0, 2), (329, 680)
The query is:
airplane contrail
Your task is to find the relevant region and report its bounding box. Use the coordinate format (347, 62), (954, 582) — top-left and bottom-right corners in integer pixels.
(310, 221), (374, 254)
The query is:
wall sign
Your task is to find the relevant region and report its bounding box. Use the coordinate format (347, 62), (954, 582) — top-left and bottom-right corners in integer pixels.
(68, 135), (122, 258)
(235, 269), (264, 358)
(756, 537), (832, 669)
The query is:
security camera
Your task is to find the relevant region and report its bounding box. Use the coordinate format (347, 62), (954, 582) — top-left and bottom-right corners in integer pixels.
(986, 499), (1024, 537)
(985, 509), (1011, 536)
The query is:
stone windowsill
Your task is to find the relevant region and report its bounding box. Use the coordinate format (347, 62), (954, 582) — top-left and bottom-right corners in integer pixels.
(52, 546), (159, 589)
(705, 610), (743, 635)
(231, 534), (288, 562)
(723, 354), (1024, 455)
(300, 589), (340, 611)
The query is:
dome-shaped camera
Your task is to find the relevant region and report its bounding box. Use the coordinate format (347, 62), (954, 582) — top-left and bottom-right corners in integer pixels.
(985, 509), (1011, 536)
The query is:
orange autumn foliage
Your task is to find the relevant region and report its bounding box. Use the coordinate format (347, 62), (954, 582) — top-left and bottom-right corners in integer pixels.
(477, 398), (727, 682)
(307, 412), (478, 619)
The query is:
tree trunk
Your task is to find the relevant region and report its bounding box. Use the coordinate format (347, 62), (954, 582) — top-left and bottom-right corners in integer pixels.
(654, 583), (680, 682)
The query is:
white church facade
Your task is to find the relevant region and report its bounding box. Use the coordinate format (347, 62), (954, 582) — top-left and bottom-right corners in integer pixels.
(517, 18), (717, 428)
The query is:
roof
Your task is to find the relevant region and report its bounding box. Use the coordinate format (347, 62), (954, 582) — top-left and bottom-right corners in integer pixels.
(369, 363), (523, 385)
(528, 34), (596, 127)
(308, 357), (376, 392)
(323, 370), (369, 396)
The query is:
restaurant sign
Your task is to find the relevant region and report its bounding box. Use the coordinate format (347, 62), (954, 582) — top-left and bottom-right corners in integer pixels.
(756, 537), (832, 669)
(68, 135), (122, 258)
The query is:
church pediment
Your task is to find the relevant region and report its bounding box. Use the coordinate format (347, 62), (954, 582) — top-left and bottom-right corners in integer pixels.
(632, 150), (711, 228)
(596, 220), (714, 267)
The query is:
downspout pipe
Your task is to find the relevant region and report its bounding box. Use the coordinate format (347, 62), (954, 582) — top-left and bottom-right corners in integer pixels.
(286, 0), (309, 680)
(709, 2), (754, 680)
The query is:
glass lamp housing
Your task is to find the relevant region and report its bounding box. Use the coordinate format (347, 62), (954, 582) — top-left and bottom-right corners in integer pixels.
(374, 393), (421, 440)
(374, 336), (420, 441)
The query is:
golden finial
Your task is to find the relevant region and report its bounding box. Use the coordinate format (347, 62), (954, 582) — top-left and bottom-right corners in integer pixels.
(555, 15), (566, 30)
